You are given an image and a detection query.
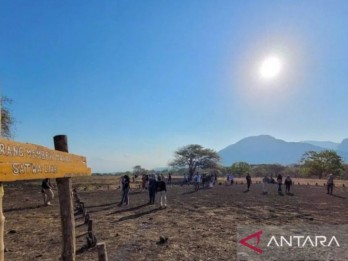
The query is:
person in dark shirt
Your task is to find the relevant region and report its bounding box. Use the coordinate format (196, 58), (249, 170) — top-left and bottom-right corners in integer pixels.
(118, 175), (130, 206)
(246, 174), (252, 191)
(168, 173), (172, 185)
(41, 178), (54, 206)
(148, 174), (157, 204)
(284, 175), (293, 194)
(277, 174), (283, 194)
(157, 176), (167, 208)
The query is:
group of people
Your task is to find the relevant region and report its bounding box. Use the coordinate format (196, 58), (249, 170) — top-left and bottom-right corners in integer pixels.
(193, 172), (218, 191)
(246, 173), (294, 194)
(243, 173), (336, 195)
(40, 172), (337, 207)
(141, 173), (172, 190)
(119, 174), (167, 208)
(182, 172), (218, 190)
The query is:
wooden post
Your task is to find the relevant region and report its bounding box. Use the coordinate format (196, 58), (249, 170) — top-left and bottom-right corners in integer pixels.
(97, 242), (108, 261)
(88, 219), (93, 233)
(54, 135), (76, 261)
(0, 184), (4, 261)
(0, 97), (4, 261)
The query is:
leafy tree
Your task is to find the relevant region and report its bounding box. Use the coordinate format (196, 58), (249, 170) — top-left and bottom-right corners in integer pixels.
(133, 165), (147, 176)
(300, 150), (344, 179)
(229, 161), (251, 177)
(1, 96), (15, 138)
(250, 164), (285, 177)
(169, 144), (220, 178)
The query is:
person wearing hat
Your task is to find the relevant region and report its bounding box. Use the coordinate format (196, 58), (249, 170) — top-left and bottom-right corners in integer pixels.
(327, 173), (334, 195)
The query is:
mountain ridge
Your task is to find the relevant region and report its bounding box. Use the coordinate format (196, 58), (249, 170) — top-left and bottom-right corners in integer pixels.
(219, 135), (348, 166)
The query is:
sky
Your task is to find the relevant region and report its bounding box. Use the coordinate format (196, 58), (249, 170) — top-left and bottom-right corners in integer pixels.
(1, 1), (348, 172)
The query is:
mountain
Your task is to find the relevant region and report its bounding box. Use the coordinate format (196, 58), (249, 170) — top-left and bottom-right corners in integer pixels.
(218, 135), (341, 166)
(338, 138), (348, 152)
(301, 140), (339, 150)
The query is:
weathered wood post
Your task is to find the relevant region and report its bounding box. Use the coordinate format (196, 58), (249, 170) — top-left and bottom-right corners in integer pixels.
(0, 96), (4, 261)
(54, 135), (76, 261)
(88, 219), (93, 233)
(97, 242), (108, 261)
(0, 185), (4, 261)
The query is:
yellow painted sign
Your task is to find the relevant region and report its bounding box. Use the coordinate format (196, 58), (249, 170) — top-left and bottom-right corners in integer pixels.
(0, 138), (91, 181)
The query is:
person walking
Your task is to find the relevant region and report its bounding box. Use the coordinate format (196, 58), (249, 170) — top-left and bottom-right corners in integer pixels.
(157, 176), (167, 208)
(277, 174), (283, 194)
(118, 175), (130, 206)
(41, 178), (54, 206)
(284, 175), (293, 194)
(327, 173), (334, 195)
(148, 174), (157, 204)
(246, 173), (252, 191)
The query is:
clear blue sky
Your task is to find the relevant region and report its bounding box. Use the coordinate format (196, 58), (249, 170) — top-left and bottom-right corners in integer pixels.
(1, 1), (348, 172)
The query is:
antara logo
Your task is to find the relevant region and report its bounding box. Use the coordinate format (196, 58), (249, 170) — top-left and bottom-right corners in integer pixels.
(239, 230), (341, 254)
(239, 230), (263, 254)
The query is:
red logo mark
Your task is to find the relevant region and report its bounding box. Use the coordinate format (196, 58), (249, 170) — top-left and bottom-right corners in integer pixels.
(239, 230), (263, 254)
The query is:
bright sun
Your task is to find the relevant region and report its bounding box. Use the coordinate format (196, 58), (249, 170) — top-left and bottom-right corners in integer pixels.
(259, 56), (282, 79)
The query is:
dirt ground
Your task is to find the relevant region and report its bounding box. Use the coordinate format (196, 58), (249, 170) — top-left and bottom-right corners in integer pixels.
(2, 177), (348, 261)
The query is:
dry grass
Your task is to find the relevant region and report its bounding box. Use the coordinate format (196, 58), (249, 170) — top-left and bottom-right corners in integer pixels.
(2, 176), (347, 260)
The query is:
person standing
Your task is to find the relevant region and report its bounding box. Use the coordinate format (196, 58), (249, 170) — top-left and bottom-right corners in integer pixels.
(284, 175), (293, 194)
(142, 174), (147, 191)
(277, 174), (283, 194)
(262, 175), (269, 194)
(41, 178), (54, 206)
(157, 176), (167, 208)
(193, 172), (201, 191)
(148, 174), (157, 204)
(246, 173), (251, 191)
(168, 173), (172, 185)
(118, 175), (130, 206)
(202, 174), (207, 189)
(183, 173), (188, 185)
(230, 173), (234, 185)
(327, 173), (334, 195)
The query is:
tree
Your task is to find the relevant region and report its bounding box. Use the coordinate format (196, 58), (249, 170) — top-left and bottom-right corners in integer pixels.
(1, 96), (15, 138)
(300, 150), (344, 179)
(229, 161), (251, 177)
(252, 164), (285, 177)
(169, 144), (220, 178)
(133, 165), (147, 176)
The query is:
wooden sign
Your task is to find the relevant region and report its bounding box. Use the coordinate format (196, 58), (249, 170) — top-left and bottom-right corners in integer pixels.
(0, 138), (91, 181)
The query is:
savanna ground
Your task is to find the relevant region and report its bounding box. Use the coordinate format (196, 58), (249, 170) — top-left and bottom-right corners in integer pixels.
(2, 176), (348, 261)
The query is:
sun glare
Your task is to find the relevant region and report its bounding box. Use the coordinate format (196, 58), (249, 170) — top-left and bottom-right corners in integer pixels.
(259, 56), (282, 79)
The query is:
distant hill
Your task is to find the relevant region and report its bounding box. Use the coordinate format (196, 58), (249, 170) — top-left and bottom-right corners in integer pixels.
(219, 135), (348, 166)
(301, 140), (339, 150)
(338, 138), (348, 152)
